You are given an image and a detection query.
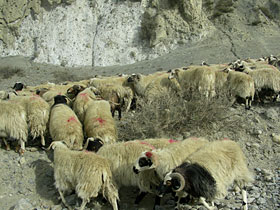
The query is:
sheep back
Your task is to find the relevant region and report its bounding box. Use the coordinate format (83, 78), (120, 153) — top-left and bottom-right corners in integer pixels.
(0, 100), (28, 142)
(49, 104), (84, 150)
(186, 139), (254, 199)
(84, 100), (117, 144)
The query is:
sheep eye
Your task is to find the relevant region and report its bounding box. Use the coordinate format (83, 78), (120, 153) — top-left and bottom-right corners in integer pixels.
(166, 180), (172, 186)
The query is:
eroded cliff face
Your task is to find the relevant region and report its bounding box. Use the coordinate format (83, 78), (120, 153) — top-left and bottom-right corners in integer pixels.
(0, 0), (279, 67)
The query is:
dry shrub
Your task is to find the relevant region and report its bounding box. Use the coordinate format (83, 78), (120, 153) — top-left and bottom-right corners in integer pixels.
(117, 90), (241, 141)
(0, 66), (25, 80)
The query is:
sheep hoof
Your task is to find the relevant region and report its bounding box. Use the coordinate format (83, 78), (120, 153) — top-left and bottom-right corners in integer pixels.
(19, 148), (25, 156)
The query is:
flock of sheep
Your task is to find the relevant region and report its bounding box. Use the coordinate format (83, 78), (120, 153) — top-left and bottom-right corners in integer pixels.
(0, 55), (279, 210)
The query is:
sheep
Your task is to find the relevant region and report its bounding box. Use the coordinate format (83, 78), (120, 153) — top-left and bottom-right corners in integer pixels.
(84, 137), (179, 153)
(168, 66), (216, 99)
(49, 95), (84, 150)
(83, 99), (118, 144)
(0, 100), (28, 154)
(96, 138), (178, 205)
(234, 64), (280, 103)
(159, 139), (254, 210)
(222, 68), (255, 109)
(94, 84), (126, 120)
(133, 137), (209, 180)
(132, 137), (209, 207)
(9, 95), (50, 147)
(71, 87), (98, 123)
(125, 71), (170, 97)
(48, 141), (119, 210)
(89, 75), (134, 113)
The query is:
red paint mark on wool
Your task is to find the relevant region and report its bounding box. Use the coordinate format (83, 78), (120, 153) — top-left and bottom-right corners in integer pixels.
(67, 116), (77, 123)
(79, 92), (89, 101)
(30, 94), (40, 100)
(168, 139), (178, 143)
(222, 138), (229, 141)
(96, 118), (105, 124)
(140, 141), (155, 150)
(145, 151), (153, 158)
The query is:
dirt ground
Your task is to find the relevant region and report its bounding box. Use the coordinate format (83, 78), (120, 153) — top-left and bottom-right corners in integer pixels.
(0, 51), (280, 210)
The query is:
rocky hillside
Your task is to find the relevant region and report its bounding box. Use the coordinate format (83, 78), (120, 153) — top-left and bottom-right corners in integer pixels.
(1, 0), (280, 67)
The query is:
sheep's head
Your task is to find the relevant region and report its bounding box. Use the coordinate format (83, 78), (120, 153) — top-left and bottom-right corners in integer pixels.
(67, 85), (85, 98)
(12, 82), (26, 91)
(133, 151), (157, 174)
(53, 95), (68, 106)
(127, 73), (141, 84)
(84, 137), (104, 152)
(157, 171), (185, 197)
(168, 69), (180, 80)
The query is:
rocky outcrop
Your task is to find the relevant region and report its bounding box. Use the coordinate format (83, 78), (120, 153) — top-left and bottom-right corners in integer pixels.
(0, 0), (279, 67)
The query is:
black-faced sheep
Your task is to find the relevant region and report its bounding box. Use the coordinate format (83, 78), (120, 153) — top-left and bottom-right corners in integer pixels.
(49, 141), (119, 210)
(159, 139), (254, 210)
(96, 138), (177, 206)
(49, 95), (84, 150)
(133, 137), (209, 208)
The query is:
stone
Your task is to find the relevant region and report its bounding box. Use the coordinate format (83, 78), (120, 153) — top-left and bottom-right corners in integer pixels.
(13, 198), (33, 210)
(272, 135), (280, 144)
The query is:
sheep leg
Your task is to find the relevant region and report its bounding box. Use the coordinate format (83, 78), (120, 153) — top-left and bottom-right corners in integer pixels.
(153, 195), (161, 210)
(41, 134), (45, 147)
(111, 198), (119, 210)
(199, 197), (215, 210)
(242, 188), (248, 210)
(117, 107), (122, 120)
(18, 140), (25, 155)
(134, 191), (147, 204)
(125, 99), (132, 112)
(79, 198), (88, 210)
(58, 190), (72, 210)
(2, 138), (11, 151)
(245, 97), (251, 110)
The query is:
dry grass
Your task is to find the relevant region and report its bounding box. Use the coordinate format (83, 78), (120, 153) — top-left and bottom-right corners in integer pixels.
(51, 71), (83, 84)
(117, 90), (241, 141)
(0, 66), (25, 80)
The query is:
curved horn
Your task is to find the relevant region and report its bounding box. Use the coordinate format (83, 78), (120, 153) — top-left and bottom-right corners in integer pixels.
(170, 172), (185, 192)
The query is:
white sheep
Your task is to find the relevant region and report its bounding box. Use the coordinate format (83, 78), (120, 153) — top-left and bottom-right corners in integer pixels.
(9, 95), (50, 146)
(83, 99), (118, 144)
(0, 100), (28, 154)
(132, 137), (209, 207)
(241, 65), (280, 103)
(96, 138), (185, 207)
(48, 141), (119, 210)
(89, 75), (134, 113)
(168, 66), (216, 99)
(223, 68), (255, 109)
(49, 95), (84, 150)
(71, 87), (98, 123)
(160, 139), (254, 210)
(133, 137), (209, 180)
(125, 71), (177, 101)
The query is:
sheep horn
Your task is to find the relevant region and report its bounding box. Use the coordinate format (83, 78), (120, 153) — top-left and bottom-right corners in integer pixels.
(170, 172), (185, 192)
(46, 141), (56, 151)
